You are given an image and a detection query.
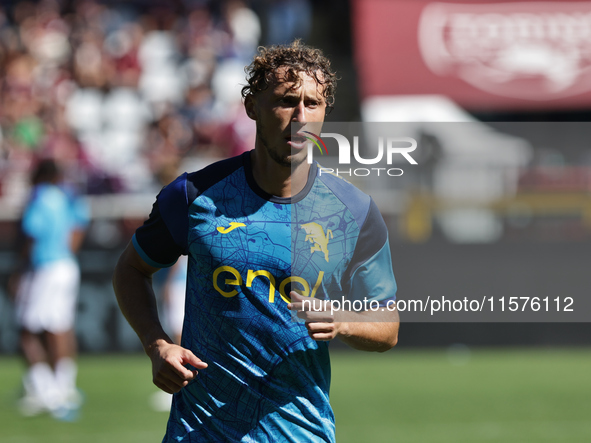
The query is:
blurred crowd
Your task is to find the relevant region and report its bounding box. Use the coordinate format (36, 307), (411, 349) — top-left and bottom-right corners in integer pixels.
(0, 0), (312, 205)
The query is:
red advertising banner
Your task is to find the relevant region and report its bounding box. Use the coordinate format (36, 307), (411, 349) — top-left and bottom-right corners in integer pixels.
(353, 0), (591, 110)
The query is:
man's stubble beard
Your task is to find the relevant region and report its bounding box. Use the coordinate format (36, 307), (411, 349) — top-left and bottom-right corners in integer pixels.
(257, 121), (306, 169)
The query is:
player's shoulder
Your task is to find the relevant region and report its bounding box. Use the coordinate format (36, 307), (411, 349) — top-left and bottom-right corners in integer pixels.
(159, 153), (247, 206)
(33, 183), (60, 198)
(30, 183), (68, 209)
(315, 166), (374, 227)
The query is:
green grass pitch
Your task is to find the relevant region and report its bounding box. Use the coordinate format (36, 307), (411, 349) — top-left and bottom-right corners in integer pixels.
(1, 348), (590, 442)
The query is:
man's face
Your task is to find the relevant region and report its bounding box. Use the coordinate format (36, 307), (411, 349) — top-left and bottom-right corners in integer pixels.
(246, 67), (327, 168)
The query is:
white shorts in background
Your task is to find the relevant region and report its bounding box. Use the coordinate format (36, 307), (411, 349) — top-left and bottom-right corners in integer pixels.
(165, 279), (186, 338)
(16, 259), (80, 334)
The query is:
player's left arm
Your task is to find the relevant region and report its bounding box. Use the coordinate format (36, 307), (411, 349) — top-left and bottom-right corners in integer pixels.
(289, 197), (399, 351)
(335, 308), (399, 351)
(289, 292), (399, 352)
(7, 200), (39, 300)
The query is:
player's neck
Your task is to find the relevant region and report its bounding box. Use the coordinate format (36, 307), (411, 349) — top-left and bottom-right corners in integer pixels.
(250, 150), (310, 198)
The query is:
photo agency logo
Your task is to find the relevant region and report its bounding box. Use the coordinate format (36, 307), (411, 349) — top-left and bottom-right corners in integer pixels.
(305, 131), (418, 177)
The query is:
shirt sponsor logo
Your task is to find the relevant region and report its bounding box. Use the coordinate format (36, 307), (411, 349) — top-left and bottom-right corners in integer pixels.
(213, 266), (324, 303)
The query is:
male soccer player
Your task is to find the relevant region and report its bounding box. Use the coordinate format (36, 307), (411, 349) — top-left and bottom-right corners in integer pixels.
(113, 40), (399, 442)
(10, 159), (88, 420)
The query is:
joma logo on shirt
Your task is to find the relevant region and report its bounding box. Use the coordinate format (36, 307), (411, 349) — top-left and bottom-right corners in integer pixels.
(213, 266), (324, 303)
(217, 222), (246, 234)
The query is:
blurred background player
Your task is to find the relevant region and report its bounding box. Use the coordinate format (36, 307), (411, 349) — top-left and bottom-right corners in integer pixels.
(8, 158), (89, 420)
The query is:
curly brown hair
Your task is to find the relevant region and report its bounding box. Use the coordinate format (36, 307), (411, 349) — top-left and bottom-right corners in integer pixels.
(241, 40), (337, 113)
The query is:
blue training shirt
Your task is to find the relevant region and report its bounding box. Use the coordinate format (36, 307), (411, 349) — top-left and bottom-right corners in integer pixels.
(133, 152), (397, 442)
(22, 183), (89, 268)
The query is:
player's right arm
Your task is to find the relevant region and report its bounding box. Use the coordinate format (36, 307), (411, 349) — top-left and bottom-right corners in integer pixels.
(113, 242), (207, 394)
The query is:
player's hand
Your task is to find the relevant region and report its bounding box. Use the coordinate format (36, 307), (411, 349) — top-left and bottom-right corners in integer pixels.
(147, 340), (208, 394)
(288, 291), (340, 341)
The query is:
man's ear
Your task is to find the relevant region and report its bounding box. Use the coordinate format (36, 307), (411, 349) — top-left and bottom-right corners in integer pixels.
(244, 95), (257, 120)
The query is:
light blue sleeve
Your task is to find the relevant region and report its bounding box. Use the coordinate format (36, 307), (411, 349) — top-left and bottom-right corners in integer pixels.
(22, 196), (50, 239)
(71, 196), (90, 229)
(349, 237), (397, 305)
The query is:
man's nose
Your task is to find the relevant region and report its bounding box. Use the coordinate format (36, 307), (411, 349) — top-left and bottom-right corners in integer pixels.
(292, 101), (307, 124)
